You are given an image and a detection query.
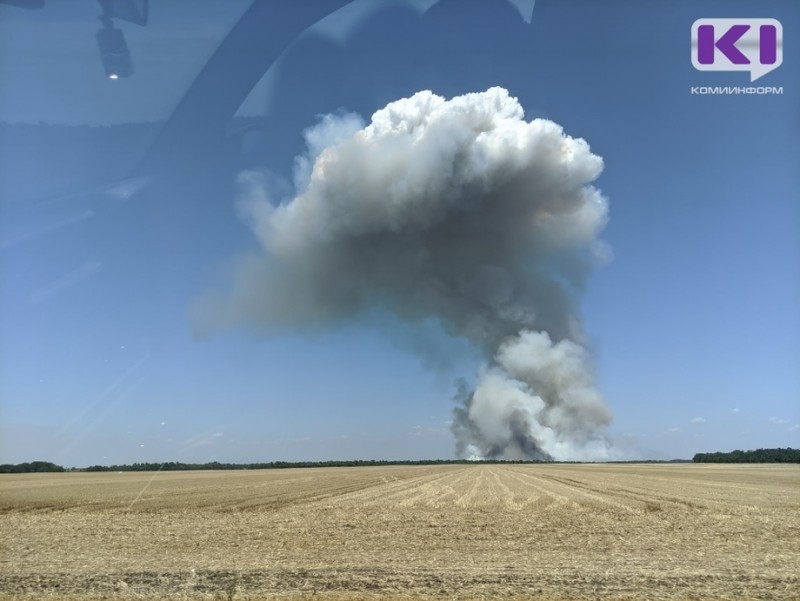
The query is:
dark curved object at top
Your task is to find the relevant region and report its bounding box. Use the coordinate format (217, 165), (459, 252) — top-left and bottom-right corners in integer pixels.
(136, 0), (353, 175)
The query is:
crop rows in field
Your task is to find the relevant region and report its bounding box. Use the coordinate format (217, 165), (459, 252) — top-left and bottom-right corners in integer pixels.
(1, 464), (798, 600)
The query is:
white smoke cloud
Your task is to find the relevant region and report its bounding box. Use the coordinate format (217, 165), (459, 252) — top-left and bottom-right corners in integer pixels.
(453, 331), (611, 461)
(193, 87), (613, 461)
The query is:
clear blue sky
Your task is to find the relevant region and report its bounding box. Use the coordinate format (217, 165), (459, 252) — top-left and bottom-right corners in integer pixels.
(1, 0), (798, 466)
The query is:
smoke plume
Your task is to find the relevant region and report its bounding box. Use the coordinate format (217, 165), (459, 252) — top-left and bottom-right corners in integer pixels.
(193, 87), (613, 460)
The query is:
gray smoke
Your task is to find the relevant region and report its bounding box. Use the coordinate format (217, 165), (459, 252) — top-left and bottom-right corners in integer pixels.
(192, 87), (613, 460)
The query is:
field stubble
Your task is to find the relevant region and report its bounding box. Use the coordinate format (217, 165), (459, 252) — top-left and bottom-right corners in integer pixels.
(0, 464), (798, 600)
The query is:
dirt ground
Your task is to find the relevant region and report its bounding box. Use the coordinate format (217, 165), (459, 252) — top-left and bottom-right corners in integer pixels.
(1, 463), (798, 600)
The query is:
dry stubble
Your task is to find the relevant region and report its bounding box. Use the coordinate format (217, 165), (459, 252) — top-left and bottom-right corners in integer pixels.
(0, 464), (798, 600)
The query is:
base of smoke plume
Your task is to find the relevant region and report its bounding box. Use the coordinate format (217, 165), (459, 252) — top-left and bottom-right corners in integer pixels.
(452, 330), (613, 462)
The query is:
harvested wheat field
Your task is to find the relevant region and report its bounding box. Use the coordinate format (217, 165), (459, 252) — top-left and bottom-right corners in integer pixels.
(0, 464), (798, 600)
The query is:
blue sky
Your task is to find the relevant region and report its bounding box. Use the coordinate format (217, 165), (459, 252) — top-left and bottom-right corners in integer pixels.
(1, 0), (798, 466)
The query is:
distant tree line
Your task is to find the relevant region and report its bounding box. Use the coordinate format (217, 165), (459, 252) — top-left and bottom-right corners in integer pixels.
(693, 448), (800, 463)
(9, 454), (794, 473)
(0, 461), (65, 473)
(80, 459), (550, 472)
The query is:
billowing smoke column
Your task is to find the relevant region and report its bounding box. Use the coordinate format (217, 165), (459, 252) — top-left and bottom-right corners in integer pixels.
(193, 87), (613, 460)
